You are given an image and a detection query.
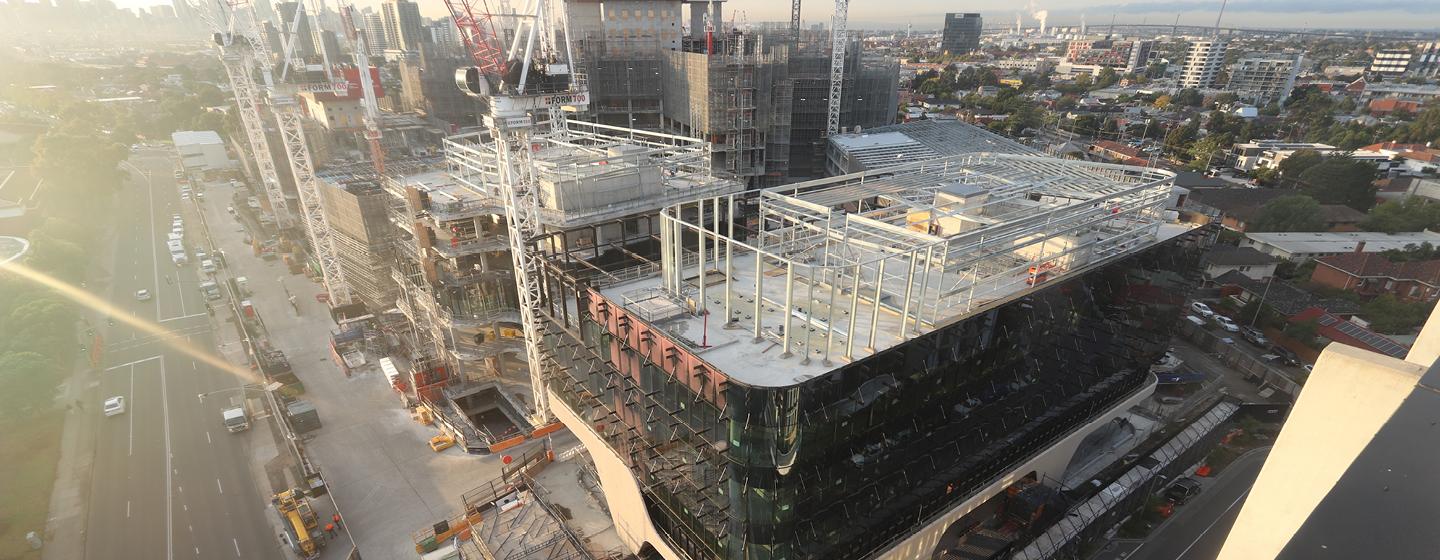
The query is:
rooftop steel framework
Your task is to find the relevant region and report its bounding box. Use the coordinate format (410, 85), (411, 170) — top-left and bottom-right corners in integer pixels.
(624, 154), (1179, 386)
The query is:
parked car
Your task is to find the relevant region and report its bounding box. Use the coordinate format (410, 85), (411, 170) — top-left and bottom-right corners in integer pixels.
(1185, 315), (1206, 328)
(1240, 326), (1269, 347)
(1213, 315), (1241, 332)
(134, 289), (151, 301)
(103, 396), (126, 417)
(1190, 302), (1215, 318)
(1165, 477), (1203, 505)
(1269, 346), (1301, 366)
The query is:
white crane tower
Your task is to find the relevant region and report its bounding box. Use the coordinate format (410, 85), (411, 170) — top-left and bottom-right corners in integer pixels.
(827, 0), (849, 136)
(448, 0), (588, 423)
(191, 0), (354, 307)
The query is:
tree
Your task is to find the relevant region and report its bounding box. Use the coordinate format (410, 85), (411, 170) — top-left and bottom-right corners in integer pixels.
(1165, 120), (1200, 155)
(1284, 319), (1322, 349)
(1094, 67), (1119, 89)
(1153, 95), (1172, 110)
(0, 352), (58, 420)
(1363, 294), (1433, 334)
(1187, 134), (1232, 170)
(1250, 195), (1326, 232)
(1173, 88), (1204, 107)
(1276, 149), (1325, 182)
(1362, 198), (1440, 233)
(1296, 156), (1379, 211)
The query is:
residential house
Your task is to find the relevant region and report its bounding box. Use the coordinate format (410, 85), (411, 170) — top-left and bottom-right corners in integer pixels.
(1369, 98), (1423, 118)
(1087, 140), (1149, 166)
(1287, 306), (1410, 359)
(1243, 231), (1440, 262)
(1184, 188), (1362, 232)
(1311, 252), (1440, 303)
(1203, 246), (1280, 280)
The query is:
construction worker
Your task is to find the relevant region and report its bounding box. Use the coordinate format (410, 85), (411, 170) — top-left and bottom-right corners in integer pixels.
(324, 523), (336, 538)
(332, 513), (343, 530)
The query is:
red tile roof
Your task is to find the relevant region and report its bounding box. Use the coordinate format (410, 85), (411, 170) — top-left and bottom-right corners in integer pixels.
(1316, 252), (1440, 285)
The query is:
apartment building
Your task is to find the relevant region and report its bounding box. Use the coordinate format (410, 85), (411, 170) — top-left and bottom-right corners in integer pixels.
(1228, 52), (1304, 106)
(941, 13), (983, 55)
(1180, 40), (1227, 89)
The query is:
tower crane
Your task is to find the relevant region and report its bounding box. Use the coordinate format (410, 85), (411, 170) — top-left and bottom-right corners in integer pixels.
(790, 0), (801, 43)
(826, 0), (849, 136)
(445, 0), (588, 423)
(191, 0), (354, 306)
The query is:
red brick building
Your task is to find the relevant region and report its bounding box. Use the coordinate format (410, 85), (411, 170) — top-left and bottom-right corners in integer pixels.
(1311, 252), (1440, 302)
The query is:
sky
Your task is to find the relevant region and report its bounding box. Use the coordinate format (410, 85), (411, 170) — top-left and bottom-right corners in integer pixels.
(114, 0), (1440, 32)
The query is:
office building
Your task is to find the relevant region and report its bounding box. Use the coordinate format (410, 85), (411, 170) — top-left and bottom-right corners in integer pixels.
(540, 153), (1204, 560)
(1227, 52), (1304, 106)
(1217, 304), (1440, 559)
(1180, 40), (1227, 89)
(941, 12), (983, 55)
(381, 0), (425, 52)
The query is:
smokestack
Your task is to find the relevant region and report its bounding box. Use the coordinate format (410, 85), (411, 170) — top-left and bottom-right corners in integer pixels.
(1039, 11), (1048, 36)
(1016, 14), (1022, 34)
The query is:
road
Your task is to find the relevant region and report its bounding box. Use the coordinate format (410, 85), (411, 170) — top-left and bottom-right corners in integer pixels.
(81, 147), (278, 559)
(1097, 448), (1270, 560)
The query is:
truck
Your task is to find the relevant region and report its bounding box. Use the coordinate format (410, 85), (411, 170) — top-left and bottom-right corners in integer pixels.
(221, 397), (249, 432)
(199, 280), (222, 301)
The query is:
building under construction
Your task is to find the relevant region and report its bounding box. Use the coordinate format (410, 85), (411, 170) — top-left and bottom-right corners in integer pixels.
(383, 120), (742, 446)
(567, 1), (899, 187)
(530, 151), (1210, 559)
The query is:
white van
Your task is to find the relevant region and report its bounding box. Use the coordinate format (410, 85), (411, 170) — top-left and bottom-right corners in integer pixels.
(200, 259), (216, 274)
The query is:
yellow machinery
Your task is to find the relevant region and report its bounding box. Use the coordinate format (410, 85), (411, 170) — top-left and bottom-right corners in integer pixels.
(429, 433), (456, 452)
(276, 488), (322, 558)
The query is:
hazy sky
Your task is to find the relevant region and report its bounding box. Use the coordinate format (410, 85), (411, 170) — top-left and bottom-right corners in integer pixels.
(115, 0), (1440, 31)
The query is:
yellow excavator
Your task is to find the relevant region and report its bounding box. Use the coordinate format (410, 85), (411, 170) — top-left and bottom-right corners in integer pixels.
(275, 488), (322, 558)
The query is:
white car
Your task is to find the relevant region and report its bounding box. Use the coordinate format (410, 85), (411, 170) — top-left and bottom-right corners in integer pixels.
(1213, 315), (1241, 332)
(1190, 302), (1214, 318)
(103, 396), (126, 417)
(135, 289), (151, 301)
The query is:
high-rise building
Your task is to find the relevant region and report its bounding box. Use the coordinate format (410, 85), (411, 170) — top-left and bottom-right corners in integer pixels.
(941, 12), (983, 55)
(381, 0), (425, 52)
(569, 5), (899, 187)
(1065, 39), (1155, 73)
(540, 148), (1206, 560)
(1180, 40), (1228, 89)
(362, 10), (389, 54)
(427, 17), (461, 52)
(1228, 52), (1304, 106)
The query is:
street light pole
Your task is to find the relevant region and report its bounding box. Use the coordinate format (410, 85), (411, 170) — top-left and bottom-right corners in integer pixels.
(1249, 274), (1274, 328)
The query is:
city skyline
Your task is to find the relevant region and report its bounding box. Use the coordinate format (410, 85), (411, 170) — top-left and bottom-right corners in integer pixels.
(45, 0), (1440, 32)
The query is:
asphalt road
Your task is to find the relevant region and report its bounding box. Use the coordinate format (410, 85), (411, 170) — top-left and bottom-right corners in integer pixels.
(1118, 448), (1271, 560)
(81, 146), (278, 559)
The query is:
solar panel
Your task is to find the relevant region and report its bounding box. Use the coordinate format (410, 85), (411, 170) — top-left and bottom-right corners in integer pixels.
(1331, 319), (1409, 358)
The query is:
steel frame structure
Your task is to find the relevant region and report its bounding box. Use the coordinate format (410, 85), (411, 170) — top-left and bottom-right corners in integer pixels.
(649, 154), (1177, 370)
(275, 101), (353, 305)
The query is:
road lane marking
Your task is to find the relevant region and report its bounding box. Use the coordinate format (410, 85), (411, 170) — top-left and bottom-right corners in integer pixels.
(159, 313), (206, 323)
(233, 538), (240, 557)
(128, 365), (135, 456)
(140, 161), (161, 323)
(216, 478), (223, 494)
(0, 169), (14, 193)
(192, 361), (197, 370)
(206, 431), (211, 444)
(127, 501), (131, 518)
(161, 357), (175, 560)
(105, 355), (162, 371)
(1175, 488), (1252, 559)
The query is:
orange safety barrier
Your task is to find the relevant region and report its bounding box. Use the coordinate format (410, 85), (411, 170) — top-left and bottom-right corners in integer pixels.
(489, 434), (526, 453)
(530, 421), (566, 438)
